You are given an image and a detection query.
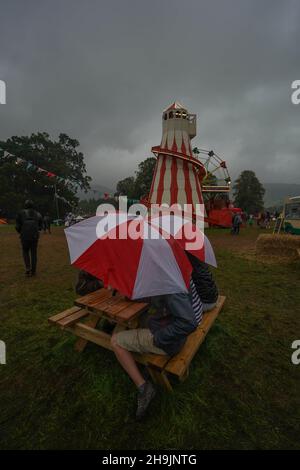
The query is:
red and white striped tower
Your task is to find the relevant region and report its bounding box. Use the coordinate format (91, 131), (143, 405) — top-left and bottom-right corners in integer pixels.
(148, 102), (206, 215)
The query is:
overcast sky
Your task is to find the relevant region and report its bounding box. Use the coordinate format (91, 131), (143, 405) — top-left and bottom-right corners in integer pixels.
(1, 0), (299, 189)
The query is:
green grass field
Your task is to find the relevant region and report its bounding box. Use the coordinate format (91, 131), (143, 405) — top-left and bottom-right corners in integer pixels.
(0, 225), (299, 449)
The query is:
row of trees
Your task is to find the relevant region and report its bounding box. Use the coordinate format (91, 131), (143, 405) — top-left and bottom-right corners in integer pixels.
(77, 196), (117, 215)
(75, 158), (158, 216)
(0, 129), (265, 218)
(116, 157), (156, 200)
(116, 160), (265, 214)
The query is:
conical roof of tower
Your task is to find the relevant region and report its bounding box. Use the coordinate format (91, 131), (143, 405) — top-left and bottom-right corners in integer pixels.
(164, 101), (187, 112)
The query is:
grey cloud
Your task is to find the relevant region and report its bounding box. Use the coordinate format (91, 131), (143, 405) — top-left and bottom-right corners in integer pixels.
(0, 0), (299, 188)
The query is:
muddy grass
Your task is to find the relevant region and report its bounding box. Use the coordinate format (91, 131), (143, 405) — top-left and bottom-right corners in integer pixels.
(0, 225), (299, 450)
(208, 226), (263, 254)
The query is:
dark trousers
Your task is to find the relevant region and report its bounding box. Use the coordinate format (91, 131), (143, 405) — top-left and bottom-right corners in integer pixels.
(43, 222), (51, 233)
(231, 224), (240, 235)
(21, 239), (38, 273)
(234, 224), (240, 234)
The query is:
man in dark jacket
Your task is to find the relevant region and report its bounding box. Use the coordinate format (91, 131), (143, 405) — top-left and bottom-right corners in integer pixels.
(15, 200), (43, 276)
(232, 212), (242, 235)
(111, 279), (203, 420)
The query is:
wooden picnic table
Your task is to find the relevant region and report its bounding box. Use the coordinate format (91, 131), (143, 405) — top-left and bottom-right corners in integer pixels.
(49, 288), (148, 351)
(49, 288), (225, 391)
(74, 289), (148, 326)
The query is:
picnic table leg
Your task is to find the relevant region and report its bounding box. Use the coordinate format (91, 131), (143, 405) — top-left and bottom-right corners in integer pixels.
(148, 367), (173, 392)
(74, 313), (100, 352)
(179, 367), (189, 382)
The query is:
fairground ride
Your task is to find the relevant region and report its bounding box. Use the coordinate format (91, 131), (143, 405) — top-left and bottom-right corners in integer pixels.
(192, 147), (241, 227)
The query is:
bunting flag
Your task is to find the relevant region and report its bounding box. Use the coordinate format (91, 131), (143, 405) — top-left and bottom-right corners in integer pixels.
(1, 151), (68, 184)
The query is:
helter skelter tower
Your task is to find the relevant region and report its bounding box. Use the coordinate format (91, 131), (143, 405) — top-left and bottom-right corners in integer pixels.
(148, 102), (206, 216)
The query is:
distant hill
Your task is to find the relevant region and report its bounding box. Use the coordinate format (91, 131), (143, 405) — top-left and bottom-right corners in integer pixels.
(263, 183), (300, 208)
(77, 184), (115, 200)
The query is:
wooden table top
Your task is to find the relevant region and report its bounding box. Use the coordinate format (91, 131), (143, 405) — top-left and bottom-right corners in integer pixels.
(74, 288), (149, 323)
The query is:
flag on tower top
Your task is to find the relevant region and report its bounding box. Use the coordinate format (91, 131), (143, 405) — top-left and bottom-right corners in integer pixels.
(164, 101), (186, 111)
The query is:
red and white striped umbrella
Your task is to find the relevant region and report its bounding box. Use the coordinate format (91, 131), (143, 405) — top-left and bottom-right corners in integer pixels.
(149, 213), (216, 267)
(65, 213), (216, 299)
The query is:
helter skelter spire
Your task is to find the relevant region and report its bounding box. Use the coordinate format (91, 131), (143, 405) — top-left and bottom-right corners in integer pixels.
(148, 102), (206, 215)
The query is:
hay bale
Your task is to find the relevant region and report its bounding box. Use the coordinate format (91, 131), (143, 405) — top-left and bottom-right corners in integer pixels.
(256, 234), (300, 259)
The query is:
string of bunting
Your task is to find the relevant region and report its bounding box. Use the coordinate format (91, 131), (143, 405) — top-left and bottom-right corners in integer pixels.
(1, 151), (67, 184)
(2, 150), (113, 201)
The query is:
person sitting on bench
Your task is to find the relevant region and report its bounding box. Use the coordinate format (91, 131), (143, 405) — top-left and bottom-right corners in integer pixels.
(111, 279), (203, 420)
(186, 252), (219, 312)
(75, 270), (104, 296)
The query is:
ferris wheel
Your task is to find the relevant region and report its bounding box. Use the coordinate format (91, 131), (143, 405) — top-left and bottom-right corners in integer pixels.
(192, 147), (231, 194)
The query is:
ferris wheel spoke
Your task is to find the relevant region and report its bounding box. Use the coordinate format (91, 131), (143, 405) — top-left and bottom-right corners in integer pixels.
(193, 146), (231, 193)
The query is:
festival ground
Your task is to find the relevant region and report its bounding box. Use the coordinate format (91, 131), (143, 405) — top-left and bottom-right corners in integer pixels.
(0, 225), (299, 450)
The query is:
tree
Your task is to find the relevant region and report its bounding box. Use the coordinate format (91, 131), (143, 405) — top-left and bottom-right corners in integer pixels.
(116, 157), (156, 200)
(116, 176), (136, 199)
(0, 132), (91, 218)
(77, 197), (117, 216)
(233, 170), (265, 214)
(134, 157), (156, 198)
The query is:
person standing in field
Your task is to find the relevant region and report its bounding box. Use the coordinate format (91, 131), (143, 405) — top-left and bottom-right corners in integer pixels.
(43, 213), (51, 234)
(232, 212), (242, 235)
(265, 211), (271, 229)
(15, 200), (43, 276)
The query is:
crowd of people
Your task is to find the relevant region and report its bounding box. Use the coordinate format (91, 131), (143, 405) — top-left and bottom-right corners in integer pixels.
(231, 210), (280, 235)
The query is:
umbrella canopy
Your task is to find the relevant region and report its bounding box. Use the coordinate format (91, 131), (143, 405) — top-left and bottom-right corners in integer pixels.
(65, 213), (216, 299)
(149, 213), (217, 267)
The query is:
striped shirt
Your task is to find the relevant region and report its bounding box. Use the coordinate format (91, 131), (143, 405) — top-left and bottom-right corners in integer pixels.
(190, 279), (203, 325)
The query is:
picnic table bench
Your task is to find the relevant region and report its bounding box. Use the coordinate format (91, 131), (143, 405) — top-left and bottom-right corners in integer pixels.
(49, 289), (225, 391)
